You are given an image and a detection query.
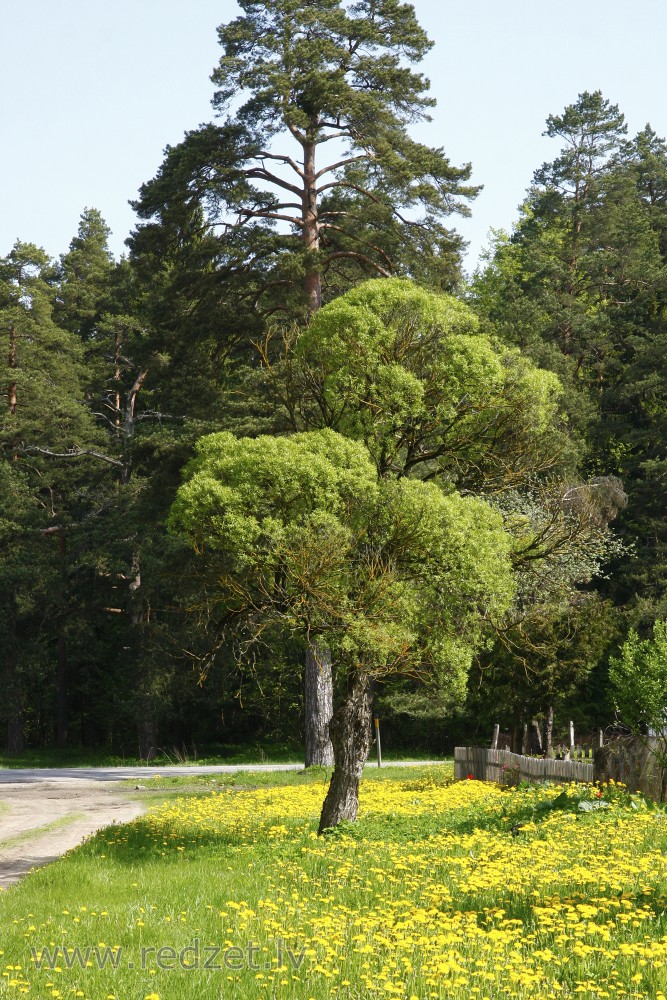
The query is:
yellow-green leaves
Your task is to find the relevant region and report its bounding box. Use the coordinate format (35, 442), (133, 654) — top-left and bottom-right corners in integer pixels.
(296, 278), (563, 486)
(169, 427), (514, 692)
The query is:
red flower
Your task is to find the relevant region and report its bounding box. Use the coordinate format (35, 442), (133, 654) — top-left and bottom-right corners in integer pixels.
(468, 774), (474, 780)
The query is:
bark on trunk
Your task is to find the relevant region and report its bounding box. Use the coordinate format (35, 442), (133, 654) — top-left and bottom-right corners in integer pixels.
(529, 719), (543, 755)
(55, 532), (68, 748)
(56, 629), (68, 748)
(8, 324), (17, 414)
(6, 708), (24, 755)
(302, 137), (322, 313)
(114, 330), (122, 437)
(121, 369), (148, 485)
(304, 640), (334, 767)
(318, 671), (373, 834)
(543, 704), (554, 757)
(137, 716), (157, 761)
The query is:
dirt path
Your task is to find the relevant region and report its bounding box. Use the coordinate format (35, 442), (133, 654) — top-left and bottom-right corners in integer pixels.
(0, 761), (441, 889)
(0, 780), (145, 888)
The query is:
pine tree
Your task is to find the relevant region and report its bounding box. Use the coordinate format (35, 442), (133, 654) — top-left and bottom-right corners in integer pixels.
(471, 92), (667, 629)
(129, 0), (478, 339)
(0, 241), (105, 750)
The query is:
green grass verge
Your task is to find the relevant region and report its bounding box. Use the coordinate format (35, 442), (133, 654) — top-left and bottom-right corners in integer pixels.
(3, 767), (660, 999)
(0, 743), (449, 769)
(123, 762), (452, 793)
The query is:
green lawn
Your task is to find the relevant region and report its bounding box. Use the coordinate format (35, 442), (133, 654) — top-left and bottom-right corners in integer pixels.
(2, 766), (663, 999)
(0, 743), (448, 769)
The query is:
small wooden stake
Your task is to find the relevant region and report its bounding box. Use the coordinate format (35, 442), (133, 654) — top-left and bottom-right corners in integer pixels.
(374, 717), (382, 768)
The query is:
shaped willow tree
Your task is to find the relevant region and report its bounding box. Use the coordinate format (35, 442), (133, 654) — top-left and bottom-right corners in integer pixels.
(168, 428), (514, 831)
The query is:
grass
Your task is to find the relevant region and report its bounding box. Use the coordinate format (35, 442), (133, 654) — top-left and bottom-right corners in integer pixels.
(0, 742), (304, 769)
(1, 766), (665, 999)
(0, 743), (448, 769)
(123, 763), (451, 794)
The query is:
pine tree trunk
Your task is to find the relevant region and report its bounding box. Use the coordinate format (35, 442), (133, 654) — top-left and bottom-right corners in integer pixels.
(543, 704), (554, 757)
(8, 324), (17, 414)
(529, 719), (543, 754)
(5, 601), (24, 754)
(304, 641), (334, 767)
(56, 630), (68, 748)
(318, 671), (373, 834)
(55, 532), (68, 748)
(138, 716), (157, 761)
(302, 136), (322, 312)
(6, 707), (24, 755)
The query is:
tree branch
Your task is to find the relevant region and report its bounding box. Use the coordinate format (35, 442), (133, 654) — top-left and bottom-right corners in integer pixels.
(20, 446), (123, 468)
(244, 165), (303, 197)
(256, 150), (304, 178)
(314, 155), (367, 180)
(322, 250), (391, 277)
(238, 209), (305, 228)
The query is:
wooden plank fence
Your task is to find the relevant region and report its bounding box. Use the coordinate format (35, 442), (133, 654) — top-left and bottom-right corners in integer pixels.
(595, 737), (667, 801)
(455, 746), (594, 786)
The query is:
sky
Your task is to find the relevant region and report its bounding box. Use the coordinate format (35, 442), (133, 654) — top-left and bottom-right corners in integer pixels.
(1, 0), (667, 273)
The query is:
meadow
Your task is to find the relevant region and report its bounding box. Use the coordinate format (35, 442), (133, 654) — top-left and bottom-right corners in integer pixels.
(2, 766), (667, 999)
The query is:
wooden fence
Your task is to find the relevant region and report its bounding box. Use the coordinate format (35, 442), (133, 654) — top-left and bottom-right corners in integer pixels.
(595, 737), (667, 801)
(455, 746), (594, 785)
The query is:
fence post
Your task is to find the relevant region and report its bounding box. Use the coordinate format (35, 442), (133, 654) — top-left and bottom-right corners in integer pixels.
(491, 724), (500, 750)
(569, 721), (575, 751)
(374, 717), (382, 768)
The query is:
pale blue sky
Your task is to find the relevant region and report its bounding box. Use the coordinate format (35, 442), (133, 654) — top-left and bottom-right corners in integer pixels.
(1, 0), (666, 272)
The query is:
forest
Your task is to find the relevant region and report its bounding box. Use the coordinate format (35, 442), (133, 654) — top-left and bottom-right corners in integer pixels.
(2, 0), (666, 769)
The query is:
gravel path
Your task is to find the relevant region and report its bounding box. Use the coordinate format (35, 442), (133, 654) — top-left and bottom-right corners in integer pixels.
(0, 779), (145, 888)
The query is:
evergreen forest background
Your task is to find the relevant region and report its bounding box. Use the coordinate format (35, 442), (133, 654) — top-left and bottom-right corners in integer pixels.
(2, 1), (666, 760)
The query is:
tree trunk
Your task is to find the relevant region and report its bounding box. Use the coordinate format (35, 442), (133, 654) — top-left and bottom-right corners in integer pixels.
(543, 704), (554, 757)
(8, 324), (17, 414)
(529, 719), (543, 755)
(302, 136), (322, 312)
(137, 716), (157, 761)
(304, 640), (334, 767)
(6, 707), (24, 755)
(56, 630), (68, 748)
(55, 532), (68, 748)
(318, 671), (373, 834)
(121, 369), (148, 485)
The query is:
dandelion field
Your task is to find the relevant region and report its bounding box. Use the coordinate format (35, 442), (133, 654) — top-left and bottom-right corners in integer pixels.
(4, 767), (667, 999)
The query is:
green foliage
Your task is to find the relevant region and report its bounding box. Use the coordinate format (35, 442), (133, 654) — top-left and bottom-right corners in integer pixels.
(55, 208), (116, 340)
(0, 241), (100, 454)
(130, 0), (478, 359)
(610, 620), (667, 733)
(169, 428), (514, 702)
(470, 87), (667, 637)
(279, 278), (566, 488)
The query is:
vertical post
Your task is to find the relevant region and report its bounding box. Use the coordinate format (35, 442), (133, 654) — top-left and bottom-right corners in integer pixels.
(598, 729), (604, 748)
(374, 716), (382, 768)
(569, 720), (575, 751)
(491, 723), (500, 750)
